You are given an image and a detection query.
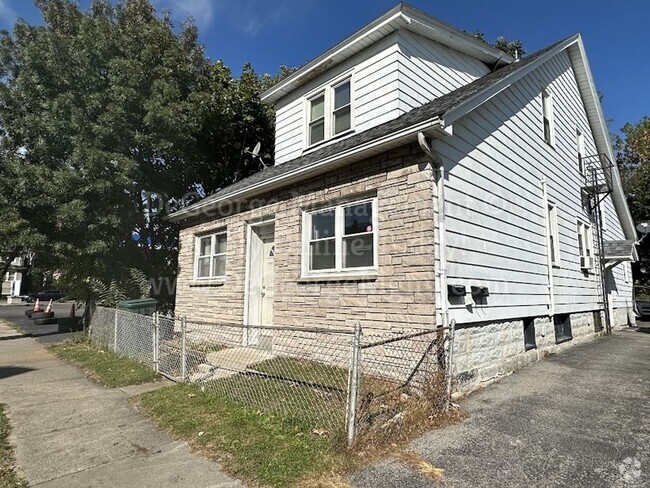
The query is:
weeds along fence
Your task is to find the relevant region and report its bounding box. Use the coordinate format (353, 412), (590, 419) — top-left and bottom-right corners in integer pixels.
(89, 306), (453, 446)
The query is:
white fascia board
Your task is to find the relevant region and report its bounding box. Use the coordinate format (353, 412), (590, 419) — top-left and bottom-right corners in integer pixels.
(261, 8), (407, 104)
(569, 36), (636, 241)
(169, 117), (444, 222)
(442, 35), (579, 128)
(401, 5), (514, 65)
(262, 5), (513, 104)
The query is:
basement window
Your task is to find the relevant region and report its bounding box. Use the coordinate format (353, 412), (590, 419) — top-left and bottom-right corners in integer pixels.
(554, 314), (572, 344)
(523, 317), (536, 350)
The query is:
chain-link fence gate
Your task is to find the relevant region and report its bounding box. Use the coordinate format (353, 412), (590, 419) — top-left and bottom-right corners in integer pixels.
(89, 306), (453, 445)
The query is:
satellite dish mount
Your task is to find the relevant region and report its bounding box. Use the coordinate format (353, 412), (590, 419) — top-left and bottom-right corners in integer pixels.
(244, 142), (268, 170)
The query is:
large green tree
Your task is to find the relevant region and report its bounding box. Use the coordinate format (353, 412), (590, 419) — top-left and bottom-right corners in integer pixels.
(617, 117), (650, 291)
(0, 0), (278, 307)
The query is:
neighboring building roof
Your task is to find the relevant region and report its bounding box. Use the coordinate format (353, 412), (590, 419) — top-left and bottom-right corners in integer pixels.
(603, 240), (638, 262)
(169, 34), (637, 244)
(261, 3), (514, 104)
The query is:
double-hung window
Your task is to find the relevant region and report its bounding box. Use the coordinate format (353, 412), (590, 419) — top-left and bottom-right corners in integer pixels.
(542, 89), (554, 146)
(303, 198), (377, 275)
(547, 203), (560, 267)
(577, 221), (594, 271)
(306, 77), (353, 147)
(195, 232), (227, 280)
(576, 128), (585, 174)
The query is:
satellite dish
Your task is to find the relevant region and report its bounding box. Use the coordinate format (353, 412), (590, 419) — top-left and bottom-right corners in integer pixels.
(244, 142), (268, 169)
(637, 222), (650, 234)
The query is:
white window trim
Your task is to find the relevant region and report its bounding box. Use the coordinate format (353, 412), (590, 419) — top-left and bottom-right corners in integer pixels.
(542, 89), (555, 147)
(624, 262), (630, 283)
(576, 127), (585, 175)
(301, 197), (378, 279)
(303, 72), (355, 150)
(194, 231), (227, 281)
(547, 202), (560, 267)
(577, 220), (594, 271)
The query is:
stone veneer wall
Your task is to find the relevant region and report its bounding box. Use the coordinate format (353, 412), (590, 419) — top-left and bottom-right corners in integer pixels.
(452, 309), (636, 393)
(175, 143), (437, 332)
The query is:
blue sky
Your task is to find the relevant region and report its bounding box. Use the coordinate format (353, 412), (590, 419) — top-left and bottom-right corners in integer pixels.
(1, 0), (647, 133)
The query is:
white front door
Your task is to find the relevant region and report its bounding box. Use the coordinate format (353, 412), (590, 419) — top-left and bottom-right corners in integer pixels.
(245, 223), (275, 345)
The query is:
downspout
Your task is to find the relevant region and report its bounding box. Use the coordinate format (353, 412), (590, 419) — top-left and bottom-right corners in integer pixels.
(418, 132), (448, 333)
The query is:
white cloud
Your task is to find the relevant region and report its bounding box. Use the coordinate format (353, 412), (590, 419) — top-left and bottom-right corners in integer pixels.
(232, 0), (311, 37)
(154, 0), (221, 29)
(0, 0), (17, 27)
(155, 0), (311, 36)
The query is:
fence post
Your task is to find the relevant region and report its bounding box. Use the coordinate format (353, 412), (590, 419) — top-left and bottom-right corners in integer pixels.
(113, 309), (118, 353)
(346, 321), (362, 448)
(180, 315), (187, 382)
(445, 319), (456, 410)
(153, 312), (159, 373)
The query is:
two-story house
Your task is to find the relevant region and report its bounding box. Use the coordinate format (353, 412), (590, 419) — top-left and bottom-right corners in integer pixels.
(168, 4), (637, 391)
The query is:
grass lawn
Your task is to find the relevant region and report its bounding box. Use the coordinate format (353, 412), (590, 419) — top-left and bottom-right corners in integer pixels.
(49, 337), (159, 388)
(133, 383), (350, 487)
(0, 404), (27, 488)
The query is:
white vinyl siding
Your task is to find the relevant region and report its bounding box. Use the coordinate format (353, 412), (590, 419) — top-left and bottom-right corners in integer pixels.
(273, 31), (491, 164)
(434, 49), (631, 324)
(395, 30), (489, 112)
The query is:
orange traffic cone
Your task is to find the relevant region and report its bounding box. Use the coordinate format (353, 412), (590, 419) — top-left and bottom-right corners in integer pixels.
(69, 304), (76, 318)
(45, 299), (53, 313)
(32, 299), (41, 312)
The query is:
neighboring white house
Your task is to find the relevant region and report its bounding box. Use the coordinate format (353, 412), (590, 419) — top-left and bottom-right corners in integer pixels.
(1, 256), (25, 297)
(169, 4), (637, 392)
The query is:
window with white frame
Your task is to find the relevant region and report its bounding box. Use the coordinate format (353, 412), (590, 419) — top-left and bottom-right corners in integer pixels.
(195, 232), (227, 279)
(303, 198), (377, 274)
(306, 77), (352, 147)
(577, 221), (594, 270)
(542, 89), (554, 145)
(576, 128), (585, 174)
(547, 203), (560, 266)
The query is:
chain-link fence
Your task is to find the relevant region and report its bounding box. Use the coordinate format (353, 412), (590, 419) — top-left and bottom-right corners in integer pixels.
(88, 306), (452, 445)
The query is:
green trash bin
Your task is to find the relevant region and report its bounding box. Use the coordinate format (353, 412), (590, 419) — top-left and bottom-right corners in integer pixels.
(116, 298), (158, 316)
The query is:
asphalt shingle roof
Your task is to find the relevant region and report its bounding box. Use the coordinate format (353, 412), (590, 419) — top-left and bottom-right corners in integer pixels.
(174, 38), (569, 217)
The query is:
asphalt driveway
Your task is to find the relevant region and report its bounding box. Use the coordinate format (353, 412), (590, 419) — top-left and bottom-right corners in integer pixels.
(353, 327), (650, 487)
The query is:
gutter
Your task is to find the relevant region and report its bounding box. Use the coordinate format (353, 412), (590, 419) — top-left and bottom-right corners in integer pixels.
(168, 117), (444, 223)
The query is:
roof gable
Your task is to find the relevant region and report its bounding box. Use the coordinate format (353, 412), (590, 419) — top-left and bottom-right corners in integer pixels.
(170, 35), (636, 241)
(261, 3), (513, 104)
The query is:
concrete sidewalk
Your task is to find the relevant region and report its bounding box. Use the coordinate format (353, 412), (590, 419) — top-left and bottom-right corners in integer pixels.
(352, 328), (650, 487)
(0, 321), (243, 487)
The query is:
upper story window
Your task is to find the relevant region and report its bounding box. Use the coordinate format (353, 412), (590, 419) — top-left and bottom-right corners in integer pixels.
(576, 128), (585, 174)
(306, 77), (353, 148)
(547, 203), (560, 267)
(195, 231), (227, 280)
(302, 197), (377, 276)
(542, 89), (554, 146)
